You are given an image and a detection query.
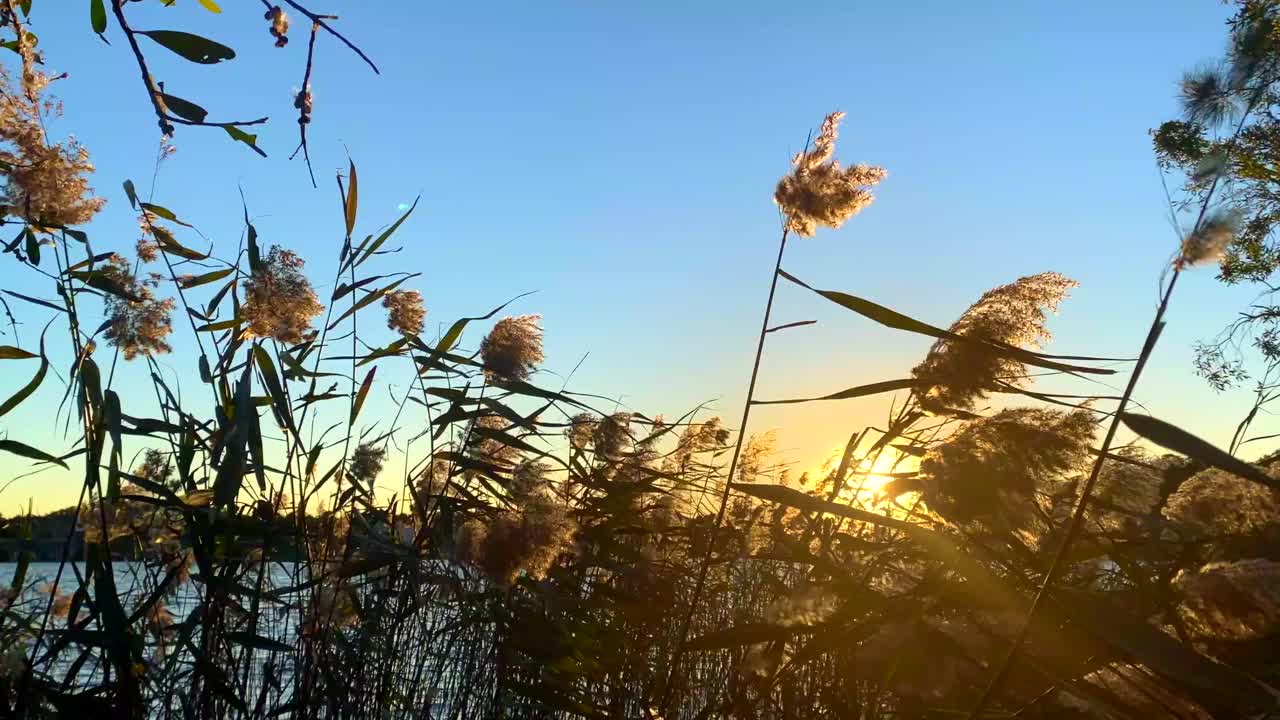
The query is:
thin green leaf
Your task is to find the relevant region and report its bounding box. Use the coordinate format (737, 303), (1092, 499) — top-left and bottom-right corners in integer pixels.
(0, 338), (46, 418)
(139, 202), (191, 227)
(3, 290), (65, 314)
(410, 291), (535, 371)
(253, 345), (293, 434)
(344, 159), (358, 237)
(68, 270), (141, 301)
(0, 346), (37, 360)
(153, 227), (207, 261)
(354, 196), (419, 268)
(350, 367), (375, 425)
(777, 269), (1115, 377)
(24, 229), (39, 266)
(0, 439), (67, 469)
(753, 378), (919, 406)
(179, 268), (233, 289)
(326, 276), (415, 330)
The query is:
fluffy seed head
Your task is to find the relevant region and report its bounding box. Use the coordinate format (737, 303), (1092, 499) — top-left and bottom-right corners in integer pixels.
(1175, 558), (1280, 642)
(565, 412), (599, 450)
(0, 66), (105, 228)
(479, 314), (544, 381)
(1163, 467), (1280, 540)
(911, 272), (1077, 413)
(102, 256), (175, 361)
(382, 289), (425, 335)
(243, 245), (324, 345)
(920, 407), (1095, 523)
(592, 412), (634, 461)
(467, 414), (522, 468)
(454, 493), (576, 587)
(348, 442), (387, 487)
(1179, 210), (1241, 268)
(774, 111), (886, 237)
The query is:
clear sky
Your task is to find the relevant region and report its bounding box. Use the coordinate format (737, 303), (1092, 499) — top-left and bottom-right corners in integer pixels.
(0, 1), (1264, 512)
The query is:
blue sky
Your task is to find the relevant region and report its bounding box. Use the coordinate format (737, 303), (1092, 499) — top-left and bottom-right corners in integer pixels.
(1, 1), (1263, 511)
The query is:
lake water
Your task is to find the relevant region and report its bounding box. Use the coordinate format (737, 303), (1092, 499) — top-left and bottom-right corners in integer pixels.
(0, 561), (305, 700)
(0, 561), (465, 716)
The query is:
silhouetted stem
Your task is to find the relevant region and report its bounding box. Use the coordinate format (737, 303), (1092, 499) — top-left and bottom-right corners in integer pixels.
(967, 96), (1259, 716)
(658, 226), (789, 713)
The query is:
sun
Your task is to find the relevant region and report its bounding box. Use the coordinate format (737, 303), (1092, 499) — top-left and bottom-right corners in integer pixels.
(809, 445), (915, 501)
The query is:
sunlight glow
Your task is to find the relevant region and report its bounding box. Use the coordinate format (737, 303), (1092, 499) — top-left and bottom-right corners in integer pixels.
(809, 445), (917, 504)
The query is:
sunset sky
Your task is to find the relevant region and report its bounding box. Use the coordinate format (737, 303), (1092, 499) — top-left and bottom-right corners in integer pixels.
(0, 1), (1263, 512)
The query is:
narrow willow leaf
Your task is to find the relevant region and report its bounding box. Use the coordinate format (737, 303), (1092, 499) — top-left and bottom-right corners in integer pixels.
(0, 439), (66, 468)
(0, 346), (37, 360)
(207, 279), (234, 318)
(344, 159), (358, 237)
(157, 92), (207, 123)
(356, 337), (407, 366)
(90, 0), (107, 35)
(196, 0), (222, 13)
(1120, 412), (1278, 490)
(350, 367), (376, 425)
(278, 349), (339, 379)
(753, 378), (918, 406)
(223, 125), (266, 157)
(138, 30), (235, 64)
(492, 378), (589, 409)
